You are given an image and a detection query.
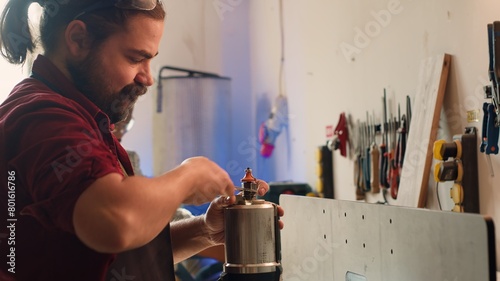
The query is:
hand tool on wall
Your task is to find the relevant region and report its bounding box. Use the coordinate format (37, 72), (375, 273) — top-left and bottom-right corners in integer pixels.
(388, 116), (400, 199)
(487, 24), (496, 102)
(359, 122), (369, 192)
(481, 23), (500, 176)
(370, 115), (381, 193)
(396, 115), (407, 171)
(354, 120), (365, 200)
(330, 112), (349, 157)
(492, 22), (500, 123)
(390, 105), (407, 200)
(484, 23), (500, 143)
(379, 89), (390, 189)
(384, 116), (392, 189)
(362, 117), (372, 192)
(485, 103), (499, 154)
(406, 95), (412, 134)
(481, 102), (498, 176)
(480, 102), (489, 153)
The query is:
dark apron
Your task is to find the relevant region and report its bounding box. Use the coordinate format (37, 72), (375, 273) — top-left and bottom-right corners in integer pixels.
(105, 225), (175, 281)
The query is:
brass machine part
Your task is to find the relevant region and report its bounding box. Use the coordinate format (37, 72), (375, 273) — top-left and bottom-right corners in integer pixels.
(240, 167), (258, 201)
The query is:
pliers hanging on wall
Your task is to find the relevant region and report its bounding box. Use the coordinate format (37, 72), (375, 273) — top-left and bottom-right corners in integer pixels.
(482, 23), (500, 156)
(392, 106), (407, 199)
(386, 115), (399, 199)
(491, 22), (500, 125)
(479, 22), (500, 177)
(395, 113), (407, 171)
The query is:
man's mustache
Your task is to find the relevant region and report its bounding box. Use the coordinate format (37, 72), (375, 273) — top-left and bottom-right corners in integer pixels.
(120, 83), (148, 100)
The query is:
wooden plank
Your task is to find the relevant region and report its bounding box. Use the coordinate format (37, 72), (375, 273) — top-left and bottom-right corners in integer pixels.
(395, 53), (452, 208)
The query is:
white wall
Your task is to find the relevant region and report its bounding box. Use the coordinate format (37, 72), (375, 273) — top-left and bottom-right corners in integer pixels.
(0, 63), (24, 103)
(125, 0), (228, 177)
(0, 1), (42, 102)
(0, 0), (30, 103)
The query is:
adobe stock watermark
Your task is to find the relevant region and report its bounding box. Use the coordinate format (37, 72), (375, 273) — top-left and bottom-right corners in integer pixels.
(213, 0), (243, 21)
(224, 111), (292, 177)
(340, 0), (404, 62)
(109, 267), (136, 281)
(51, 120), (111, 183)
(225, 135), (260, 177)
(50, 88), (137, 183)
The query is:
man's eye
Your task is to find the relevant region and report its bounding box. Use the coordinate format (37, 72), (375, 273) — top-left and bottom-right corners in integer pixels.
(129, 57), (144, 63)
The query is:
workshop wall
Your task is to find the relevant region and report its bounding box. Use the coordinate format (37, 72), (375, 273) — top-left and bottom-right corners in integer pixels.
(243, 0), (500, 270)
(133, 0), (500, 269)
(0, 63), (23, 103)
(0, 3), (37, 105)
(128, 1), (226, 178)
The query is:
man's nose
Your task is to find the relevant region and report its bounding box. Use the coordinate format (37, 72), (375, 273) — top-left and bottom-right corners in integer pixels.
(135, 67), (154, 87)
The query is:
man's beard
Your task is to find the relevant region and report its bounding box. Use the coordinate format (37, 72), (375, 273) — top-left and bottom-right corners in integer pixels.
(67, 52), (147, 124)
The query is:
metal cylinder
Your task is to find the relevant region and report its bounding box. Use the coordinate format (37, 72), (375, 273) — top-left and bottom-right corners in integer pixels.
(223, 200), (279, 274)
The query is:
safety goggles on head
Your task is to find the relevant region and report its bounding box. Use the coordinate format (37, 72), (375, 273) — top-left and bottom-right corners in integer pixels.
(74, 0), (159, 19)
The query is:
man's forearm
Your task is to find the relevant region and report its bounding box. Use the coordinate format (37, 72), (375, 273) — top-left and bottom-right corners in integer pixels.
(170, 215), (218, 264)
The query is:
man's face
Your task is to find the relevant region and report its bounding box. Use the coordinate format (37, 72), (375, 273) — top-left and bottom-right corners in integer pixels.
(68, 14), (164, 124)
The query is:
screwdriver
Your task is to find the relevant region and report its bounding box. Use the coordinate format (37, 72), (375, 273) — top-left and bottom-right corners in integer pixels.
(362, 120), (371, 192)
(371, 141), (381, 193)
(370, 115), (380, 193)
(354, 120), (365, 199)
(389, 118), (400, 199)
(380, 89), (389, 188)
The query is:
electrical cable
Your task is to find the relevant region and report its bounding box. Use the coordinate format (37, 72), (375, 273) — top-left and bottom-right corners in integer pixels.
(278, 0), (286, 97)
(435, 181), (442, 211)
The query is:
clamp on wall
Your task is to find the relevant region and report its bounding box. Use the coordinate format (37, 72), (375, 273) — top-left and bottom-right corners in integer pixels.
(432, 127), (479, 213)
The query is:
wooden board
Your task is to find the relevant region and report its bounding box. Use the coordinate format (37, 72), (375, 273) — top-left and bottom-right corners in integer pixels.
(280, 195), (496, 281)
(396, 53), (452, 208)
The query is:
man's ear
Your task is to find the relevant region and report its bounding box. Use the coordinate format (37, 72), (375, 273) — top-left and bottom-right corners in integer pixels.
(64, 20), (92, 58)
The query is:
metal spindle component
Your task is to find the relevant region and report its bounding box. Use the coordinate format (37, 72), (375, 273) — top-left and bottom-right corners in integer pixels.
(219, 168), (282, 281)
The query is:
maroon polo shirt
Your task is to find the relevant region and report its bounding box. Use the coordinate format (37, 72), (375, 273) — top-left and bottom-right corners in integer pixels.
(0, 55), (174, 281)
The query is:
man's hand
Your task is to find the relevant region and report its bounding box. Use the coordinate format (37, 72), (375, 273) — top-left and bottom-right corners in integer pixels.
(179, 157), (236, 205)
(203, 180), (284, 245)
